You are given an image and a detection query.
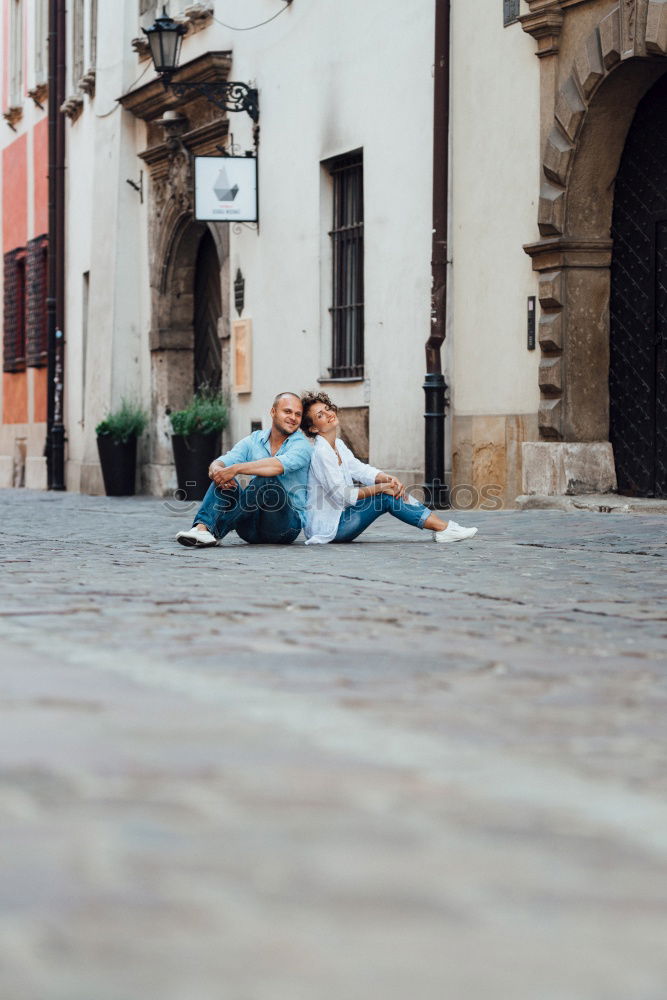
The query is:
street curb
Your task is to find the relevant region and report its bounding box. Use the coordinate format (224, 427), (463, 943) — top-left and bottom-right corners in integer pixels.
(515, 493), (667, 514)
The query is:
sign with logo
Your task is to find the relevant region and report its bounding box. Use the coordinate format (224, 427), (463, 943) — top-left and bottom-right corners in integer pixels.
(194, 156), (258, 223)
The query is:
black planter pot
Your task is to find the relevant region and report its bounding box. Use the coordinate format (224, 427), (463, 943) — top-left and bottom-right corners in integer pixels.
(171, 431), (221, 502)
(97, 435), (138, 496)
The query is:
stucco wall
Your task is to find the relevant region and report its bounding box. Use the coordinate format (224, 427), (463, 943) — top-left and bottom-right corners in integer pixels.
(202, 0), (435, 478)
(51, 0), (437, 491)
(449, 0), (541, 419)
(447, 0), (541, 504)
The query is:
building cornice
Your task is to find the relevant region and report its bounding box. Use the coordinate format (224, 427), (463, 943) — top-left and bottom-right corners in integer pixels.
(139, 117), (230, 180)
(524, 237), (614, 271)
(521, 0), (598, 56)
(119, 51), (233, 121)
(521, 2), (564, 57)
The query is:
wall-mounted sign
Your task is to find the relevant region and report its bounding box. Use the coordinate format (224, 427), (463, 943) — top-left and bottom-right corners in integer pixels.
(194, 156), (258, 223)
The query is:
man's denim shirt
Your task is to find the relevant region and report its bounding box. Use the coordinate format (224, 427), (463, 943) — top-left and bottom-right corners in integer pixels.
(217, 428), (312, 525)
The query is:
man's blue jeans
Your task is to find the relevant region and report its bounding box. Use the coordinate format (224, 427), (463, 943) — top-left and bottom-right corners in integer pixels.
(193, 477), (302, 544)
(334, 493), (431, 543)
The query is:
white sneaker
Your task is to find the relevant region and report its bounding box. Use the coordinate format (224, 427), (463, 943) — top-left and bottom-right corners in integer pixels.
(433, 521), (478, 543)
(175, 526), (218, 547)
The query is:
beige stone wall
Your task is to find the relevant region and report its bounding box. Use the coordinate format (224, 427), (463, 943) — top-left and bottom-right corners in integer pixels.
(518, 0), (667, 496)
(452, 414), (539, 510)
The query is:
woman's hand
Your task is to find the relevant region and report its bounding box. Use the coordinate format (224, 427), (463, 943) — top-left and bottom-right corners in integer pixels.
(382, 477), (407, 498)
(375, 473), (407, 498)
(379, 480), (405, 498)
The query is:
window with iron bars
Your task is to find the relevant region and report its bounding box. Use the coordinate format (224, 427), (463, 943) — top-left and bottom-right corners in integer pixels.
(26, 236), (49, 367)
(3, 238), (48, 374)
(327, 151), (364, 379)
(3, 249), (27, 373)
(504, 0), (520, 27)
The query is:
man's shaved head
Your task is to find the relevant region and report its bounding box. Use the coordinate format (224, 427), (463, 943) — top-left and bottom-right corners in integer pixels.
(270, 393), (303, 437)
(272, 391), (301, 408)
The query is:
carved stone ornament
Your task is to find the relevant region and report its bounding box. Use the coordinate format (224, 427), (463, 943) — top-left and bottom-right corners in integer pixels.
(184, 3), (214, 31)
(60, 95), (84, 121)
(131, 36), (151, 61)
(521, 2), (564, 58)
(151, 143), (195, 230)
(28, 83), (48, 107)
(80, 69), (96, 97)
(3, 106), (23, 129)
(621, 0), (649, 57)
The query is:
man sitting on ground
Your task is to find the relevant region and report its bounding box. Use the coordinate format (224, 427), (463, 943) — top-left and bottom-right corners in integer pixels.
(176, 392), (311, 548)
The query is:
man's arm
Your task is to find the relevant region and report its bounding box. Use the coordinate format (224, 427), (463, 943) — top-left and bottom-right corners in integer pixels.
(209, 457), (284, 486)
(211, 457), (283, 484)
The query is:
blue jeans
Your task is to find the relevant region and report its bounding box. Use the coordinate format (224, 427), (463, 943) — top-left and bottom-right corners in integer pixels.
(333, 493), (431, 543)
(194, 477), (302, 544)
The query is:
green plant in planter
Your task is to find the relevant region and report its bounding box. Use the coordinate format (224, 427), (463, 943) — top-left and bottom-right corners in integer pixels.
(96, 399), (148, 443)
(169, 387), (228, 437)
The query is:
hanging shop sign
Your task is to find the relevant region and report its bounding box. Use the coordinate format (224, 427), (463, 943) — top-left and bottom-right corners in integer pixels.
(194, 156), (258, 223)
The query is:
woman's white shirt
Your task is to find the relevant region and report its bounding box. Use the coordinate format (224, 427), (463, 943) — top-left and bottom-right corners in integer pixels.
(304, 435), (380, 545)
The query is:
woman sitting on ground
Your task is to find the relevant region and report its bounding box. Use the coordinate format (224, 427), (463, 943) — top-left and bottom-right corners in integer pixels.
(300, 391), (478, 545)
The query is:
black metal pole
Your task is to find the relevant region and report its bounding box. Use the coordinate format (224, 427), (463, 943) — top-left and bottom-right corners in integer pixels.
(46, 0), (66, 489)
(423, 0), (451, 509)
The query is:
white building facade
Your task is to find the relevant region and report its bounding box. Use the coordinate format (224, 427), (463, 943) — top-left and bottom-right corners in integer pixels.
(62, 0), (438, 497)
(4, 0), (665, 505)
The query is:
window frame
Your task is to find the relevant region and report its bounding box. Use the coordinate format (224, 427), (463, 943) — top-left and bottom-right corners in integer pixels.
(72, 0), (85, 87)
(25, 236), (49, 369)
(3, 248), (28, 374)
(9, 0), (24, 108)
(34, 0), (48, 85)
(326, 150), (365, 380)
(503, 0), (521, 27)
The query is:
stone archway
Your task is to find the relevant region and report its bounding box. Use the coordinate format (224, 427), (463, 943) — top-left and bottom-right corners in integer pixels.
(521, 0), (667, 493)
(144, 140), (230, 495)
(118, 52), (233, 495)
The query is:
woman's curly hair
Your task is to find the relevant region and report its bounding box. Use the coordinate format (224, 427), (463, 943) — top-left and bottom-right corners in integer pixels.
(300, 391), (338, 437)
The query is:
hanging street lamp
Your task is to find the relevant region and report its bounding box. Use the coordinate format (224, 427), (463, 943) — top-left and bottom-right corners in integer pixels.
(142, 7), (259, 125)
(142, 6), (187, 79)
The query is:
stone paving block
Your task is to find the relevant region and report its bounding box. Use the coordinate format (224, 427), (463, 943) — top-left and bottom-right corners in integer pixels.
(0, 490), (666, 1000)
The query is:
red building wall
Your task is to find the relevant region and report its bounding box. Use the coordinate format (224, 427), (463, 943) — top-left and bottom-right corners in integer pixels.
(3, 135), (29, 424)
(32, 119), (49, 422)
(3, 134), (28, 253)
(33, 118), (48, 238)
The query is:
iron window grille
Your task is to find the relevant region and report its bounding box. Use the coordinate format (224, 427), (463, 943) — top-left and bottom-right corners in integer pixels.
(26, 235), (48, 368)
(504, 0), (520, 27)
(3, 248), (27, 373)
(328, 150), (364, 379)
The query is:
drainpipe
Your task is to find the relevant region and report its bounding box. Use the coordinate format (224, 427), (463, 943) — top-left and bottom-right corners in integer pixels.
(423, 0), (450, 508)
(46, 0), (66, 490)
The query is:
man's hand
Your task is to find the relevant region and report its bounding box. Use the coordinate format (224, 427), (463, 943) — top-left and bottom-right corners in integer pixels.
(209, 462), (238, 488)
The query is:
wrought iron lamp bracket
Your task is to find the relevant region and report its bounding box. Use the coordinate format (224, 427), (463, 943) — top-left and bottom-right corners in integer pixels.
(164, 78), (259, 124)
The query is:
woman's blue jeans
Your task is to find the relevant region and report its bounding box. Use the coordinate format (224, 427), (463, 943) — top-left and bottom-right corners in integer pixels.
(194, 477), (302, 544)
(333, 493), (430, 543)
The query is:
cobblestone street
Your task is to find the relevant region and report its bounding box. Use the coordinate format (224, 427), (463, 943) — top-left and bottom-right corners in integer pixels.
(1, 488), (667, 1000)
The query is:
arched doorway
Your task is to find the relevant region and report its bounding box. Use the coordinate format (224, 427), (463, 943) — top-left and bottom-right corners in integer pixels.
(194, 229), (222, 392)
(610, 72), (667, 497)
(145, 205), (230, 495)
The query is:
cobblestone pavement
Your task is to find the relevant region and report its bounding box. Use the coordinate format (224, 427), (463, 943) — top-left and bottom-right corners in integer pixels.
(1, 488), (667, 1000)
